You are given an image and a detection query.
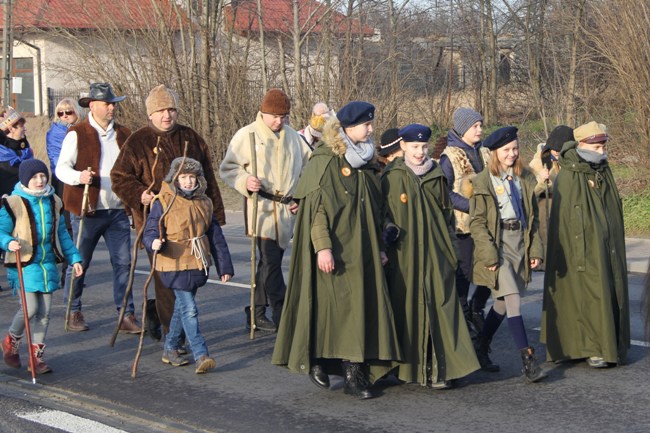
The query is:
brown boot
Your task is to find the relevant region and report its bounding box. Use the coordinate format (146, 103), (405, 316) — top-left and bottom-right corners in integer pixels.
(67, 311), (89, 332)
(2, 333), (21, 368)
(119, 314), (142, 334)
(28, 344), (52, 375)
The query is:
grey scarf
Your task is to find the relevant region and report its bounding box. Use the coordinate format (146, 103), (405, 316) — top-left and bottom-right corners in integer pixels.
(577, 148), (608, 165)
(342, 129), (375, 168)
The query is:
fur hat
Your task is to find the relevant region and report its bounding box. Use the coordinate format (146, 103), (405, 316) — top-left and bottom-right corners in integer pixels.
(483, 126), (519, 150)
(19, 159), (49, 187)
(378, 128), (402, 157)
(146, 85), (178, 116)
(0, 106), (24, 131)
(260, 89), (291, 115)
(337, 101), (375, 128)
(544, 125), (574, 152)
(574, 121), (608, 144)
(164, 157), (204, 183)
(453, 108), (483, 137)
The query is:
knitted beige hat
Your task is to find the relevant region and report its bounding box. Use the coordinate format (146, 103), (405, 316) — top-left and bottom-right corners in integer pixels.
(145, 85), (178, 116)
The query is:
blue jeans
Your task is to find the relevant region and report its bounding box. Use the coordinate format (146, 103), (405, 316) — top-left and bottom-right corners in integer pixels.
(165, 288), (208, 361)
(63, 209), (133, 314)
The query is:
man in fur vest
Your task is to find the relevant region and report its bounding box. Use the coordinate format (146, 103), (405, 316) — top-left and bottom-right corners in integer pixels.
(220, 88), (311, 331)
(56, 82), (139, 333)
(111, 84), (226, 337)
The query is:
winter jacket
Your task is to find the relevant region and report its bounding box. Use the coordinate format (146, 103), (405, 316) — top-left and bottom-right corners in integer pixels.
(439, 130), (490, 232)
(469, 168), (543, 290)
(111, 123), (226, 231)
(0, 183), (81, 293)
(45, 121), (69, 172)
(220, 112), (311, 249)
(143, 180), (233, 291)
(541, 141), (629, 364)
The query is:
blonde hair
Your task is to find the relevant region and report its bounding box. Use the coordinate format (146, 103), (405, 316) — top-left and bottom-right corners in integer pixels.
(55, 97), (84, 124)
(488, 147), (523, 177)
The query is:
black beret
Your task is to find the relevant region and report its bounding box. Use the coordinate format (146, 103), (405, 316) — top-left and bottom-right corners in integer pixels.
(544, 125), (574, 152)
(378, 128), (402, 157)
(483, 126), (518, 150)
(399, 124), (432, 143)
(337, 101), (375, 128)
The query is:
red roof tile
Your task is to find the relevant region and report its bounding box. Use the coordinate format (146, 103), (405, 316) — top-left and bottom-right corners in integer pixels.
(0, 0), (186, 31)
(225, 0), (374, 37)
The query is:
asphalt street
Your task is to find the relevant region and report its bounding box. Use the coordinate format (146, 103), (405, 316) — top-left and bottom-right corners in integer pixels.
(0, 210), (647, 433)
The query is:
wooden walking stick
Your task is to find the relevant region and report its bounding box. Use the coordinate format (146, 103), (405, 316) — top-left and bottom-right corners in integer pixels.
(64, 167), (92, 332)
(109, 138), (161, 347)
(15, 250), (37, 384)
(249, 131), (258, 340)
(132, 144), (188, 378)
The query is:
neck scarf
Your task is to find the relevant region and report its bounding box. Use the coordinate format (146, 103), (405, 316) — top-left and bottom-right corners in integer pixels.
(0, 145), (33, 166)
(21, 184), (53, 198)
(577, 148), (608, 165)
(505, 173), (527, 229)
(341, 129), (375, 168)
(404, 157), (434, 176)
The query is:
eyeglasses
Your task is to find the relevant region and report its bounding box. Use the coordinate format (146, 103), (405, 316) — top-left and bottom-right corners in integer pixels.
(57, 110), (75, 116)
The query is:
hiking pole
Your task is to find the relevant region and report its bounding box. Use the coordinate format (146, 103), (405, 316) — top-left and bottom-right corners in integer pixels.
(132, 143), (187, 378)
(64, 167), (91, 332)
(110, 138), (161, 347)
(15, 250), (36, 384)
(249, 131), (258, 340)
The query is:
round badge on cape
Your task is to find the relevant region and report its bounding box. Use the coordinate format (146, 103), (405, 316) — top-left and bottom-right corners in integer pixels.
(153, 146), (159, 154)
(588, 179), (595, 188)
(495, 185), (506, 195)
(400, 193), (408, 203)
(341, 167), (351, 177)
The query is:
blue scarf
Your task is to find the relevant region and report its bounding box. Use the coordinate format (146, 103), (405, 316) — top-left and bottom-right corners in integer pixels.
(0, 144), (33, 166)
(506, 174), (527, 230)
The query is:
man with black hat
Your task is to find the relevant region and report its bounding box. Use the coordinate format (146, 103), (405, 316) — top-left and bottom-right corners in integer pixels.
(528, 125), (574, 259)
(220, 88), (311, 331)
(272, 101), (401, 400)
(438, 107), (493, 349)
(56, 82), (140, 333)
(541, 121), (629, 369)
(111, 84), (227, 340)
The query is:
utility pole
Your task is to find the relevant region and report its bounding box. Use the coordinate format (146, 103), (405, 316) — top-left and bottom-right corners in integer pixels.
(1, 0), (14, 106)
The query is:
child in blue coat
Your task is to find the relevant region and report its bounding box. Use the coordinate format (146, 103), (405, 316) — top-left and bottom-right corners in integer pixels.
(0, 159), (83, 374)
(144, 157), (234, 374)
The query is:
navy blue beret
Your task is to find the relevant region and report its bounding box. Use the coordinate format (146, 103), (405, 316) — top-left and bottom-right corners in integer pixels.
(337, 101), (375, 128)
(399, 124), (432, 143)
(483, 126), (518, 150)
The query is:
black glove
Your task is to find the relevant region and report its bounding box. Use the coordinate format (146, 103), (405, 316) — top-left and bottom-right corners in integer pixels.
(382, 223), (400, 245)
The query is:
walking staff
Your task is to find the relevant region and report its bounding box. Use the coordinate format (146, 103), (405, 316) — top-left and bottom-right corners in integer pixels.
(249, 131), (258, 339)
(64, 167), (91, 332)
(15, 250), (36, 384)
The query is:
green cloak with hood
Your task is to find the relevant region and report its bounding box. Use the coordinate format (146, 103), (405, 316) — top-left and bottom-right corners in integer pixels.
(272, 119), (401, 382)
(381, 158), (479, 385)
(541, 141), (630, 364)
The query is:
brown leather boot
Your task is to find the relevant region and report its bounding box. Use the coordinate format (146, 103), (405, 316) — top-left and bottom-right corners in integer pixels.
(2, 333), (21, 368)
(28, 344), (52, 375)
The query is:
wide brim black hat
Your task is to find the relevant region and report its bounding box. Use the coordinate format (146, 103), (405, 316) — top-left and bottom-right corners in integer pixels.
(79, 82), (127, 108)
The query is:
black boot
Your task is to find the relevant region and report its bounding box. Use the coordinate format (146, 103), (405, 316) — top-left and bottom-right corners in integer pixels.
(245, 306), (277, 332)
(520, 347), (547, 383)
(343, 362), (374, 399)
(474, 335), (500, 372)
(309, 363), (330, 389)
(469, 298), (485, 336)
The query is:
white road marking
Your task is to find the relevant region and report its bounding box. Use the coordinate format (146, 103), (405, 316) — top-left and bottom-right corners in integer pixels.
(16, 409), (128, 433)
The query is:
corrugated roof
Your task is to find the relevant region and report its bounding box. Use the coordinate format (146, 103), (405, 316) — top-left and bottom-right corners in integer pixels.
(224, 0), (375, 37)
(0, 0), (186, 31)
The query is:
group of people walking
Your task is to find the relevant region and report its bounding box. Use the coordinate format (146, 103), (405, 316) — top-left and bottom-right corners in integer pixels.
(0, 85), (629, 396)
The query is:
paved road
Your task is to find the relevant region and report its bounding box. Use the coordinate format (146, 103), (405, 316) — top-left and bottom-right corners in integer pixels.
(0, 211), (647, 433)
